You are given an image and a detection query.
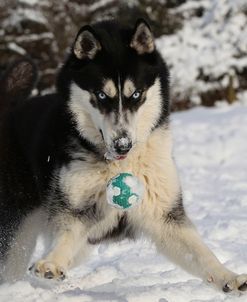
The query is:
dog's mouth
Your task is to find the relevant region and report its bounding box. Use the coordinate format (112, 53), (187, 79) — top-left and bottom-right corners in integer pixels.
(116, 155), (127, 160)
(104, 150), (128, 161)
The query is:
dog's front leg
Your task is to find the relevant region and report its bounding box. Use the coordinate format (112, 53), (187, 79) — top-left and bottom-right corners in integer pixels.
(142, 206), (247, 292)
(30, 219), (89, 280)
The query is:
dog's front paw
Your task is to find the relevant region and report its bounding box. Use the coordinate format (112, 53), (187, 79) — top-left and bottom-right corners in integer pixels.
(29, 260), (66, 281)
(222, 274), (247, 293)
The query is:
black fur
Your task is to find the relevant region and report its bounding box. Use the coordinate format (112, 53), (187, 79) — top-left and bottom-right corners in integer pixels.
(0, 58), (37, 260)
(164, 194), (186, 225)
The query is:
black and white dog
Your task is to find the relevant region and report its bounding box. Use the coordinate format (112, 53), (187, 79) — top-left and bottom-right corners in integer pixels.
(0, 19), (246, 293)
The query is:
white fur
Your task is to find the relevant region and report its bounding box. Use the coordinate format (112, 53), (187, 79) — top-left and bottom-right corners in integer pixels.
(103, 79), (117, 97)
(69, 83), (104, 147)
(56, 124), (180, 241)
(69, 82), (118, 150)
(123, 79), (136, 98)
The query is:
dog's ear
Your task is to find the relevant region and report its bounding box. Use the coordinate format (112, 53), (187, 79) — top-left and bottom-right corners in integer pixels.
(130, 19), (155, 55)
(0, 58), (37, 113)
(1, 58), (37, 99)
(73, 26), (102, 60)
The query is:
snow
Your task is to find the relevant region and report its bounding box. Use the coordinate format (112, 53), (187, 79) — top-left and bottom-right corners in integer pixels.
(156, 0), (247, 104)
(117, 137), (129, 148)
(3, 8), (47, 27)
(88, 0), (116, 12)
(19, 0), (40, 5)
(7, 42), (26, 55)
(1, 102), (247, 301)
(104, 151), (115, 160)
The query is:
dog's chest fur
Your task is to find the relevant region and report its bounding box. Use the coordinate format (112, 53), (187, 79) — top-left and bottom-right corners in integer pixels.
(58, 127), (180, 219)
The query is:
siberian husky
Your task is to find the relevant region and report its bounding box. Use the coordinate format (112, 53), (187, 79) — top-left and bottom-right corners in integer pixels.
(0, 19), (246, 293)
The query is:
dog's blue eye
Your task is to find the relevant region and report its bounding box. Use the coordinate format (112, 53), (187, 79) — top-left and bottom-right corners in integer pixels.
(132, 91), (141, 100)
(97, 91), (107, 101)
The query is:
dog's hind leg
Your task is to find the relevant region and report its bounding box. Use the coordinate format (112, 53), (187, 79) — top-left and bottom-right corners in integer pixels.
(30, 218), (90, 280)
(139, 201), (247, 293)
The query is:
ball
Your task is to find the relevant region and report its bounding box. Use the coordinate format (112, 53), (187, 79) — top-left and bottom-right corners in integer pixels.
(106, 173), (144, 210)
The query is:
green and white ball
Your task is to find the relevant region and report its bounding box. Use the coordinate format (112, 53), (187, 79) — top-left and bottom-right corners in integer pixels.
(106, 173), (144, 210)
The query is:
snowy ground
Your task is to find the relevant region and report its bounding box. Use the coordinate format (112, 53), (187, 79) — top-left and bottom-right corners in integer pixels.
(1, 103), (247, 302)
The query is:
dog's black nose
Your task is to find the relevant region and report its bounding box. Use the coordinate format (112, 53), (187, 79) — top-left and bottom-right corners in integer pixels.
(113, 137), (132, 155)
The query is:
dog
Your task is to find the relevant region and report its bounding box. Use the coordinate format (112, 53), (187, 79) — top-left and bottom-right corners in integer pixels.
(0, 19), (246, 293)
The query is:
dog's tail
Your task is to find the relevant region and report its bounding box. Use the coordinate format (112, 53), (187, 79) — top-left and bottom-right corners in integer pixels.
(0, 58), (38, 114)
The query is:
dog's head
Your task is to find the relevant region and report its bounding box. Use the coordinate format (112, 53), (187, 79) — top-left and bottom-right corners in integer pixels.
(61, 19), (169, 160)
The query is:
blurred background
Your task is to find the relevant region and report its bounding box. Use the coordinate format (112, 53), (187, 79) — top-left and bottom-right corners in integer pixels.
(0, 0), (246, 110)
